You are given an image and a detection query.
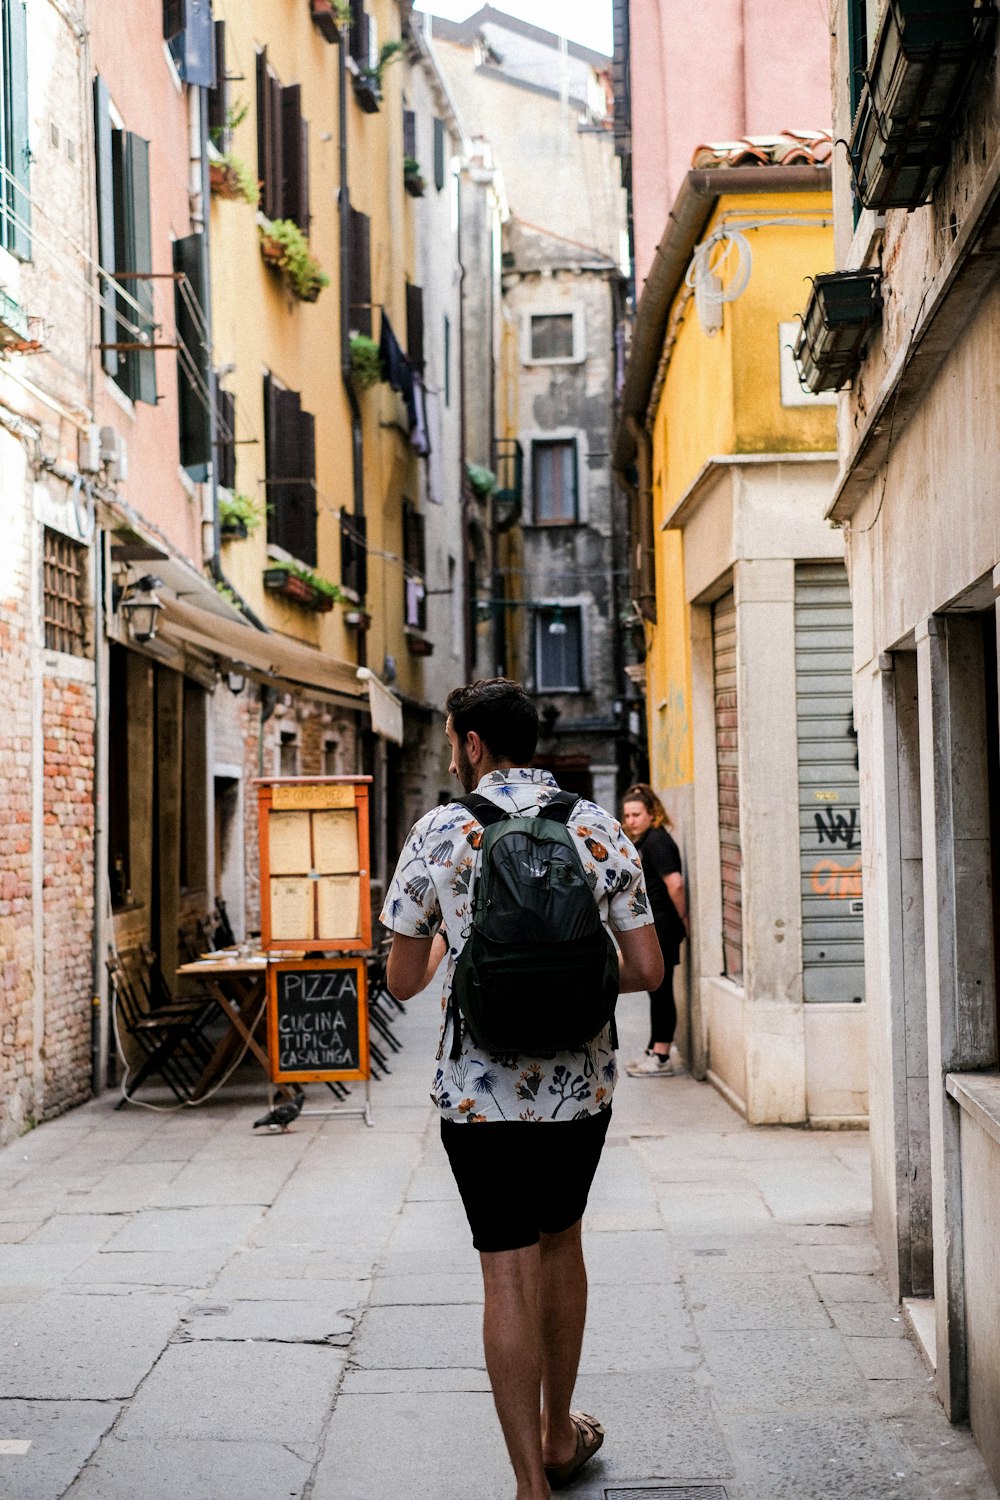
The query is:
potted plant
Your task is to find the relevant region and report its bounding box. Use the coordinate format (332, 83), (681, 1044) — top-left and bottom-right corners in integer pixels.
(349, 333), (383, 388)
(466, 461), (497, 500)
(403, 157), (426, 197)
(405, 630), (434, 657)
(209, 153), (259, 205)
(263, 561), (345, 612)
(310, 0), (350, 43)
(219, 493), (263, 540)
(258, 218), (330, 302)
(353, 38), (407, 113)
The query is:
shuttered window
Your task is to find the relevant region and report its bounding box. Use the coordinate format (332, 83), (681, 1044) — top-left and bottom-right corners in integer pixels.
(402, 500), (426, 630)
(263, 373), (317, 566)
(402, 108), (416, 161)
(0, 0), (30, 259)
(349, 206), (371, 337)
(532, 439), (578, 524)
(215, 384), (236, 491)
(340, 511), (367, 598)
(174, 232), (211, 478)
(94, 77), (157, 405)
(165, 0), (216, 87)
(433, 115), (445, 190)
(256, 53), (309, 231)
(406, 282), (424, 369)
(349, 0), (375, 67)
(207, 19), (228, 143)
(713, 589), (743, 980)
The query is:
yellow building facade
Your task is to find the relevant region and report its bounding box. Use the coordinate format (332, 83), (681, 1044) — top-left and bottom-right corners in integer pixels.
(618, 150), (868, 1126)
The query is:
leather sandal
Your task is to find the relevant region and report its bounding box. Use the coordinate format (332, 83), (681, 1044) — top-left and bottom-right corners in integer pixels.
(544, 1411), (605, 1489)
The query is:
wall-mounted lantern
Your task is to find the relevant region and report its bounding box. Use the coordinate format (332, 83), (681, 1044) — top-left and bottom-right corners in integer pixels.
(794, 269), (883, 393)
(118, 574), (164, 644)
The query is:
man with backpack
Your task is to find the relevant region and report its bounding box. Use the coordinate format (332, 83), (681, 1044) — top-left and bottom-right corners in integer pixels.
(383, 678), (663, 1500)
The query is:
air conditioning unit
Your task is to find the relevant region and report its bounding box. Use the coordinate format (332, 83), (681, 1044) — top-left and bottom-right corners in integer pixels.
(78, 423), (102, 473)
(99, 425), (128, 482)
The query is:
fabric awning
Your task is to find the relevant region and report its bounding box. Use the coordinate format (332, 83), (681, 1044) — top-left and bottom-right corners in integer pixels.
(357, 668), (404, 745)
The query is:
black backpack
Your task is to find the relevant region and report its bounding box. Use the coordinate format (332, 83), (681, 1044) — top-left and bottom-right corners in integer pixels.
(449, 791), (619, 1059)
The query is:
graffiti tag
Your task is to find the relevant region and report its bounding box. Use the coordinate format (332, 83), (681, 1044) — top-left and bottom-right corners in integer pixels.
(814, 806), (859, 849)
(810, 858), (862, 900)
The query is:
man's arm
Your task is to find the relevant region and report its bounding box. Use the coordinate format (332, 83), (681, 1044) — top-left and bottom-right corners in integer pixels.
(615, 924), (665, 993)
(386, 932), (447, 1001)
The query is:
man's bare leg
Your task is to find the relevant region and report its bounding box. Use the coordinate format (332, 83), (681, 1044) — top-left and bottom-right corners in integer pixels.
(480, 1244), (551, 1500)
(538, 1219), (588, 1467)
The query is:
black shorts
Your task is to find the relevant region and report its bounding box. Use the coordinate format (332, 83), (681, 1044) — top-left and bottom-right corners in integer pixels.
(440, 1108), (612, 1253)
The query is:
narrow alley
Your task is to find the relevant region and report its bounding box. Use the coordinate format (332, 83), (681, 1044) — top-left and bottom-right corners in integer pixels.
(0, 995), (993, 1500)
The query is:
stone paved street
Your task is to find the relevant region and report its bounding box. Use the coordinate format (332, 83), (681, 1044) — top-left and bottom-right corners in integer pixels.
(0, 992), (995, 1500)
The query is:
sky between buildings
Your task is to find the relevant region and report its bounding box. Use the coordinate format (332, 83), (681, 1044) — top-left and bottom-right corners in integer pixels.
(415, 0), (614, 57)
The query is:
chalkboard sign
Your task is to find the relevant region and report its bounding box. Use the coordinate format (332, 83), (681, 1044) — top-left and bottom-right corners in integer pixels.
(266, 959), (370, 1084)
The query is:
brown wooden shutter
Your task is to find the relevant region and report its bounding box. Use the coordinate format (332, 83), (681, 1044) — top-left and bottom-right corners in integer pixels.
(263, 372), (283, 540)
(402, 500), (427, 629)
(349, 207), (371, 337)
(174, 232), (210, 477)
(350, 0), (368, 63)
(257, 51), (285, 220)
(216, 385), (236, 491)
(294, 408), (317, 566)
(207, 20), (227, 140)
(405, 283), (424, 369)
(713, 589), (743, 980)
(403, 108), (416, 161)
(340, 512), (367, 599)
(281, 86), (309, 233)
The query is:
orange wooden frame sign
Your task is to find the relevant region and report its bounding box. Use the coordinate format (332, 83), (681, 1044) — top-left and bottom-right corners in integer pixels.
(266, 957), (370, 1084)
(255, 777), (372, 954)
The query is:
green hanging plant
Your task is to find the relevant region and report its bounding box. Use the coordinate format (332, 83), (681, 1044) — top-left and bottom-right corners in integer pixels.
(349, 333), (384, 389)
(209, 152), (259, 205)
(209, 98), (250, 150)
(219, 492), (263, 538)
(360, 37), (408, 87)
(466, 461), (497, 498)
(258, 218), (330, 302)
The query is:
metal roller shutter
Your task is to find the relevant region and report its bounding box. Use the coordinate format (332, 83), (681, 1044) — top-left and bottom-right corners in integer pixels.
(713, 589), (742, 980)
(795, 562), (865, 1003)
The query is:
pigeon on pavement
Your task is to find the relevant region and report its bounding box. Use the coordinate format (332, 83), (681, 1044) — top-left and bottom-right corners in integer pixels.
(253, 1092), (305, 1132)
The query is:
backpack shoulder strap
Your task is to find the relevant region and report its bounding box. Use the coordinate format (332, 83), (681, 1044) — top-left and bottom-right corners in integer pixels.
(455, 793), (509, 829)
(537, 791), (578, 827)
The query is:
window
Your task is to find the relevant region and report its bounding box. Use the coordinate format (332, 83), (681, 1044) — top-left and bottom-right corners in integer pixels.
(403, 108), (416, 161)
(279, 731), (299, 776)
(402, 499), (427, 630)
(43, 529), (87, 656)
(93, 76), (157, 404)
(174, 232), (210, 478)
(264, 373), (317, 565)
(532, 439), (578, 524)
(207, 19), (229, 145)
(349, 0), (376, 68)
(433, 116), (445, 190)
(531, 314), (574, 361)
(164, 0), (216, 87)
(0, 0), (30, 258)
(535, 607), (583, 692)
(349, 206), (371, 337)
(255, 50), (310, 232)
(406, 282), (424, 369)
(340, 510), (367, 598)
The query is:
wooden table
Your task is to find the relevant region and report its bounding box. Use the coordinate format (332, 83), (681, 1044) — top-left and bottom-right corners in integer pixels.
(176, 954), (273, 1100)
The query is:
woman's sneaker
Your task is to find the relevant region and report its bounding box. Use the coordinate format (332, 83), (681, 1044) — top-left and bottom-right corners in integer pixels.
(626, 1052), (674, 1078)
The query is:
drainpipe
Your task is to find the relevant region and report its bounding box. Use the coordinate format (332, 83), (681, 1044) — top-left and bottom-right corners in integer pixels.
(338, 29), (367, 670)
(90, 508), (108, 1095)
(626, 415), (656, 623)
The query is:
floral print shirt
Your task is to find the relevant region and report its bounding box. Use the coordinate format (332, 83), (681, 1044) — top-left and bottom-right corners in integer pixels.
(380, 768), (652, 1123)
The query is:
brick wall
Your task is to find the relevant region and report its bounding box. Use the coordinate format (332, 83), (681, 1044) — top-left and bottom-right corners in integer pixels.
(41, 672), (95, 1116)
(0, 554), (37, 1143)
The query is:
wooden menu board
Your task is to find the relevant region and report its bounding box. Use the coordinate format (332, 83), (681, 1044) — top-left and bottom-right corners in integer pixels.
(256, 778), (372, 953)
(267, 958), (369, 1083)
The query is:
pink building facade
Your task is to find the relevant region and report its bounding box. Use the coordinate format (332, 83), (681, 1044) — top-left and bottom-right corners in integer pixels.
(615, 0), (833, 287)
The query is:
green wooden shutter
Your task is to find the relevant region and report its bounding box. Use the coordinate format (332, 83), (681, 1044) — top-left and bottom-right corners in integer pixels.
(433, 116), (445, 191)
(123, 132), (157, 406)
(402, 108), (416, 161)
(174, 232), (210, 478)
(5, 0), (30, 260)
(93, 76), (118, 377)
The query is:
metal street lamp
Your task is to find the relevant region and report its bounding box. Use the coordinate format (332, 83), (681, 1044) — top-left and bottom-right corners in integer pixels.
(120, 575), (164, 644)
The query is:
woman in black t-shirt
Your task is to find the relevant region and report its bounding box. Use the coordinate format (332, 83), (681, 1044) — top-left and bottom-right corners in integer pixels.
(621, 783), (687, 1077)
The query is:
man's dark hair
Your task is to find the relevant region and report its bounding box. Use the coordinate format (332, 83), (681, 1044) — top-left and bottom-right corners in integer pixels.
(446, 678), (539, 763)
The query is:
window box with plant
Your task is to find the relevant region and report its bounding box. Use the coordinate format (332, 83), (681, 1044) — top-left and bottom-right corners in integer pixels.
(263, 562), (345, 612)
(209, 152), (259, 205)
(310, 0), (350, 43)
(258, 218), (330, 302)
(352, 38), (406, 114)
(466, 461), (497, 501)
(403, 157), (426, 197)
(349, 333), (383, 389)
(219, 493), (264, 540)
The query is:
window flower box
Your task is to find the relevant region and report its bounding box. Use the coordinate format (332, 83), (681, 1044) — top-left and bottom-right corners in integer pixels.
(263, 566), (336, 612)
(405, 630), (434, 657)
(310, 0), (347, 44)
(793, 269), (883, 393)
(352, 72), (381, 113)
(404, 158), (426, 197)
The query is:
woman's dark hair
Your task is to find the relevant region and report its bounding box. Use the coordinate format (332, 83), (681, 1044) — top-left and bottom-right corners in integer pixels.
(446, 678), (539, 763)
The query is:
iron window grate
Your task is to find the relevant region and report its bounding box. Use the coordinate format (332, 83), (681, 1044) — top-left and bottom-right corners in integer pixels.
(43, 528), (87, 657)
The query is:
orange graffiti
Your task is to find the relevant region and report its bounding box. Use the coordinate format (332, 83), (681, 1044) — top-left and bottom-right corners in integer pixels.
(810, 858), (862, 900)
